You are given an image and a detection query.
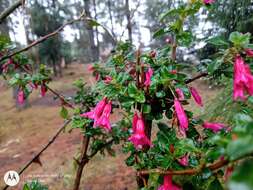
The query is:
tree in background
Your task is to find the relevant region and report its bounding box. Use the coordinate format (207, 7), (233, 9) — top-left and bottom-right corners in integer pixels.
(0, 0), (10, 36)
(29, 0), (64, 76)
(209, 0), (253, 36)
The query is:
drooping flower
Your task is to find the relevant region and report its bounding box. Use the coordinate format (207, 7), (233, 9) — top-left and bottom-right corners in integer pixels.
(170, 70), (177, 74)
(96, 101), (112, 131)
(224, 166), (234, 181)
(18, 90), (25, 104)
(132, 112), (139, 133)
(158, 175), (182, 190)
(190, 87), (203, 107)
(104, 76), (112, 84)
(175, 88), (185, 101)
(95, 73), (100, 81)
(40, 83), (47, 97)
(174, 99), (188, 136)
(2, 58), (14, 73)
(144, 68), (153, 87)
(203, 0), (215, 5)
(88, 64), (94, 72)
(233, 56), (253, 100)
(245, 49), (253, 57)
(80, 97), (107, 121)
(202, 122), (226, 133)
(128, 114), (152, 149)
(178, 154), (189, 167)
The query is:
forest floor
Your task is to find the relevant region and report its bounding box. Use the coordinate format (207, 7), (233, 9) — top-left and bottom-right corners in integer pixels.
(0, 64), (220, 190)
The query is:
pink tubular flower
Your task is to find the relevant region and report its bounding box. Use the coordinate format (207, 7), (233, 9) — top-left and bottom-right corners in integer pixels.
(178, 154), (189, 167)
(81, 97), (107, 120)
(104, 76), (112, 84)
(158, 175), (182, 190)
(144, 68), (153, 87)
(202, 122), (226, 133)
(190, 87), (203, 107)
(18, 90), (25, 104)
(96, 101), (112, 131)
(245, 49), (253, 57)
(88, 64), (94, 72)
(95, 73), (100, 81)
(132, 112), (138, 133)
(203, 0), (215, 5)
(233, 56), (253, 100)
(224, 166), (234, 181)
(128, 115), (152, 149)
(40, 84), (47, 97)
(2, 58), (14, 73)
(174, 99), (188, 136)
(175, 88), (185, 101)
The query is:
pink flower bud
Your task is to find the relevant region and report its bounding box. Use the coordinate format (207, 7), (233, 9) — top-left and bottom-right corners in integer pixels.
(95, 73), (100, 81)
(170, 70), (177, 74)
(41, 84), (47, 97)
(203, 0), (215, 5)
(245, 49), (253, 57)
(190, 87), (203, 107)
(202, 122), (226, 133)
(178, 154), (189, 167)
(224, 166), (234, 181)
(88, 64), (94, 72)
(132, 112), (138, 133)
(104, 76), (112, 84)
(174, 99), (188, 137)
(175, 88), (185, 101)
(18, 90), (25, 104)
(144, 67), (153, 87)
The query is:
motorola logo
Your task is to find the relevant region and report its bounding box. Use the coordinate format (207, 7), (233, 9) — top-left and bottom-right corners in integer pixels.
(4, 170), (20, 186)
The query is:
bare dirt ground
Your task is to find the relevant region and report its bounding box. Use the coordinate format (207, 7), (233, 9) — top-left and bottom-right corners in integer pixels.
(0, 64), (220, 190)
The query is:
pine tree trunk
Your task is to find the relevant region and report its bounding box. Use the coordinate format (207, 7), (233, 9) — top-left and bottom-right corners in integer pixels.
(125, 0), (132, 43)
(84, 0), (98, 62)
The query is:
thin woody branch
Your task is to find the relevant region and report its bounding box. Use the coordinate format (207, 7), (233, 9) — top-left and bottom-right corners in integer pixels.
(185, 72), (208, 84)
(0, 0), (24, 24)
(137, 153), (253, 176)
(72, 138), (114, 190)
(3, 120), (71, 190)
(0, 12), (85, 62)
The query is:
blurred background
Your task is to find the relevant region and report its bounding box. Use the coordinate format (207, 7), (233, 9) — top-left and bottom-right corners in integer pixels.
(0, 0), (253, 189)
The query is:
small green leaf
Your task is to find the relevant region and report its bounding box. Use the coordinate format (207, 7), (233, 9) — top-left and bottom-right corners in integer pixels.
(206, 36), (229, 47)
(207, 178), (223, 190)
(143, 104), (151, 114)
(23, 184), (30, 190)
(229, 32), (250, 47)
(153, 28), (169, 38)
(60, 106), (68, 119)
